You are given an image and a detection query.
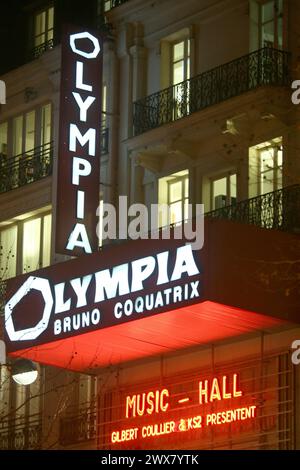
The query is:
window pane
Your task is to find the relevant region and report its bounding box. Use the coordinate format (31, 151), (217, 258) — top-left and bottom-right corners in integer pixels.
(261, 169), (274, 194)
(13, 116), (23, 156)
(278, 17), (283, 48)
(42, 214), (51, 267)
(262, 1), (274, 23)
(186, 57), (190, 80)
(0, 225), (17, 280)
(184, 177), (189, 198)
(41, 103), (52, 145)
(102, 84), (107, 127)
(0, 122), (8, 156)
(184, 198), (189, 220)
(173, 41), (184, 61)
(213, 177), (227, 209)
(23, 218), (41, 273)
(25, 111), (35, 153)
(277, 148), (283, 167)
(261, 149), (274, 172)
(173, 60), (184, 85)
(35, 12), (46, 46)
(48, 7), (54, 30)
(169, 180), (182, 202)
(230, 174), (237, 200)
(170, 201), (182, 224)
(262, 21), (274, 46)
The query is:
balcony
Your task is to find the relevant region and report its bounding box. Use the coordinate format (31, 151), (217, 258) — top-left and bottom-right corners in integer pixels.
(133, 47), (290, 136)
(206, 185), (300, 234)
(0, 142), (53, 194)
(31, 39), (55, 60)
(0, 414), (42, 450)
(59, 405), (97, 447)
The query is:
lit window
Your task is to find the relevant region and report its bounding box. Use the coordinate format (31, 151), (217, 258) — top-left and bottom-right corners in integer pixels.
(211, 174), (237, 210)
(171, 39), (190, 118)
(34, 6), (54, 48)
(0, 225), (17, 280)
(172, 39), (190, 85)
(0, 212), (52, 280)
(158, 170), (189, 227)
(41, 103), (52, 146)
(249, 137), (283, 197)
(9, 104), (52, 158)
(22, 214), (52, 273)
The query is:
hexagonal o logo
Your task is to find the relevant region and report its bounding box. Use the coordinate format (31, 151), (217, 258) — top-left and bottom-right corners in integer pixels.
(5, 276), (53, 341)
(70, 32), (101, 59)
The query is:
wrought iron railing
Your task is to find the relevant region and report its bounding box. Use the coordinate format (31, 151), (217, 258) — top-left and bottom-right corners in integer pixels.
(0, 413), (42, 450)
(206, 184), (300, 233)
(32, 39), (54, 60)
(133, 47), (290, 135)
(59, 406), (97, 446)
(0, 141), (53, 194)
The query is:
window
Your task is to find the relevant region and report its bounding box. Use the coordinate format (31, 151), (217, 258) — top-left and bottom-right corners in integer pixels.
(0, 104), (52, 159)
(41, 103), (52, 146)
(158, 170), (189, 226)
(34, 6), (54, 48)
(0, 211), (52, 280)
(0, 225), (17, 280)
(172, 39), (190, 86)
(211, 174), (237, 210)
(171, 39), (191, 118)
(249, 137), (283, 197)
(260, 0), (283, 48)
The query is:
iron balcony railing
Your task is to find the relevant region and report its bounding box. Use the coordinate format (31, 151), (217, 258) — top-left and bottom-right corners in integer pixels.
(206, 184), (300, 234)
(31, 39), (54, 60)
(0, 141), (53, 194)
(0, 413), (42, 450)
(59, 405), (97, 446)
(133, 47), (290, 136)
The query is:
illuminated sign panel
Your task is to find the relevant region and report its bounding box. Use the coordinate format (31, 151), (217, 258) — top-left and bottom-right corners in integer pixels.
(4, 239), (202, 351)
(56, 26), (103, 256)
(108, 372), (256, 446)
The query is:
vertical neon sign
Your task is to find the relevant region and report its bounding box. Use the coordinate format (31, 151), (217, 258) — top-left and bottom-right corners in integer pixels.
(56, 26), (103, 256)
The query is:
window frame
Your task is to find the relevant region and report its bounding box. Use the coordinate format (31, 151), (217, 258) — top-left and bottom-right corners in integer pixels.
(33, 5), (54, 48)
(0, 210), (52, 280)
(210, 171), (237, 210)
(0, 102), (52, 160)
(167, 172), (189, 224)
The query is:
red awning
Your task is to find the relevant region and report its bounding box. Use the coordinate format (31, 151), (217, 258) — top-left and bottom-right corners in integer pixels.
(9, 300), (289, 372)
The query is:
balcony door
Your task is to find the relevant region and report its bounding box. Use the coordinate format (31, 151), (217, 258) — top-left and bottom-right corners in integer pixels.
(250, 0), (284, 51)
(211, 173), (237, 211)
(171, 38), (190, 119)
(249, 138), (283, 228)
(260, 0), (283, 49)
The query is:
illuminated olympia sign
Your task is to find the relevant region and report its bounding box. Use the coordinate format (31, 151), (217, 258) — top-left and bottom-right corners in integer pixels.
(56, 27), (103, 256)
(111, 373), (256, 444)
(5, 244), (201, 344)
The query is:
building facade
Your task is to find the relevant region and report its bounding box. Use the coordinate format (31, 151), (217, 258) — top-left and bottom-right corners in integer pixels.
(0, 0), (300, 450)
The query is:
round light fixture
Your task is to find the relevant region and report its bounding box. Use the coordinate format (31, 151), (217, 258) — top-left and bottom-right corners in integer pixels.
(12, 359), (38, 386)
